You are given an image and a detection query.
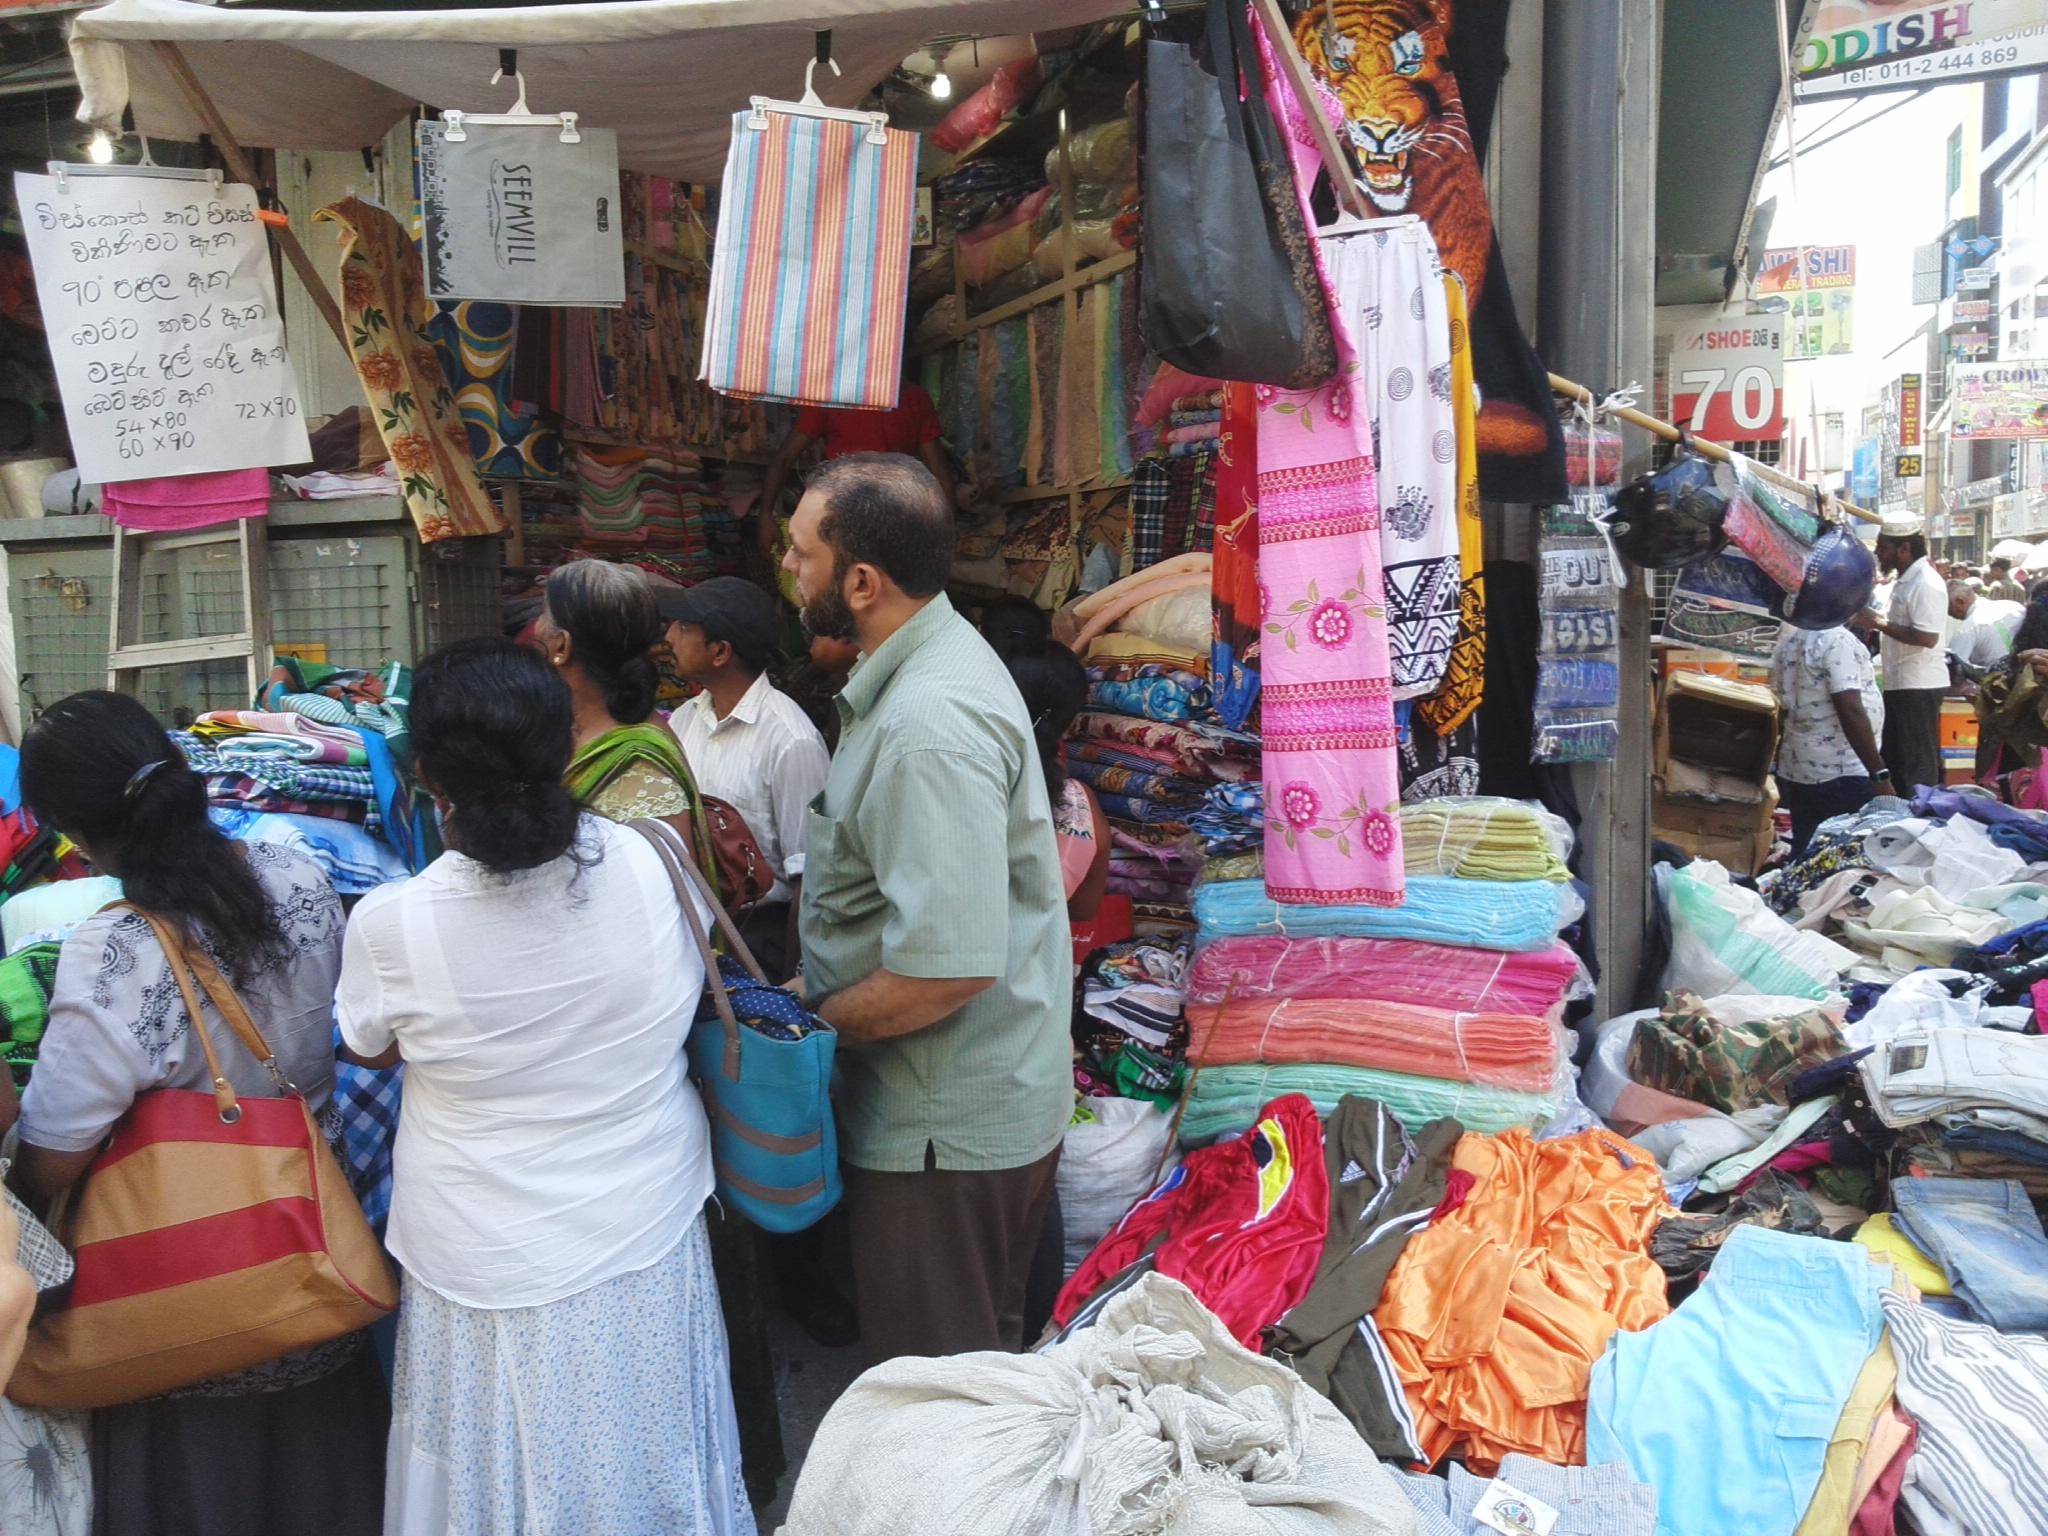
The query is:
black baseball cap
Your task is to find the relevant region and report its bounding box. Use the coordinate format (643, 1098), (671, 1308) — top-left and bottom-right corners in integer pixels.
(653, 577), (782, 672)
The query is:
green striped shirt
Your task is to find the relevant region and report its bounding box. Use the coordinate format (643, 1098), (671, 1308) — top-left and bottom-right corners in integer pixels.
(798, 594), (1071, 1173)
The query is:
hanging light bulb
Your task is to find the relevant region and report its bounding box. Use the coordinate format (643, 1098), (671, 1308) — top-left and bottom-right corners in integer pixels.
(86, 131), (115, 165)
(930, 68), (953, 99)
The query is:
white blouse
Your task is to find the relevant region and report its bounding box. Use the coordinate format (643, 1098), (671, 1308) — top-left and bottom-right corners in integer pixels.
(337, 816), (713, 1309)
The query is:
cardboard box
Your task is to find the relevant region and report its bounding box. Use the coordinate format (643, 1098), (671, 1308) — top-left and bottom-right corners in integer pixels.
(1653, 783), (1780, 877)
(1655, 671), (1781, 808)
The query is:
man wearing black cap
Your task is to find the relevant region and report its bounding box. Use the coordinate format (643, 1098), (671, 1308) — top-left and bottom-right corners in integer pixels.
(658, 576), (831, 979)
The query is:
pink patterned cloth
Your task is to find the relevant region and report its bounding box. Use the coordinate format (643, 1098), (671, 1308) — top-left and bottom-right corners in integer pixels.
(1251, 23), (1404, 909)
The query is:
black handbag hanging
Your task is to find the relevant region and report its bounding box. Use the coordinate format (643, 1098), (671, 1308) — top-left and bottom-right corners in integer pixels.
(1139, 0), (1337, 389)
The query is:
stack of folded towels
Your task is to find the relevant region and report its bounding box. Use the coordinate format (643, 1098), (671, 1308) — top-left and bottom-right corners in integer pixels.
(1179, 797), (1583, 1144)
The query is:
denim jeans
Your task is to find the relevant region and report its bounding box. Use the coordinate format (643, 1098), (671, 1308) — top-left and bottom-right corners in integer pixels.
(1780, 774), (1875, 859)
(1891, 1177), (2048, 1332)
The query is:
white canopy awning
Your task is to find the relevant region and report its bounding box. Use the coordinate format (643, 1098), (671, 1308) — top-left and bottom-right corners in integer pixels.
(70, 0), (1123, 183)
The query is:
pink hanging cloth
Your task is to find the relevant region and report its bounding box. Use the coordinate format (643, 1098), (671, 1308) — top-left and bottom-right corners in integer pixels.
(102, 468), (269, 534)
(1249, 18), (1405, 909)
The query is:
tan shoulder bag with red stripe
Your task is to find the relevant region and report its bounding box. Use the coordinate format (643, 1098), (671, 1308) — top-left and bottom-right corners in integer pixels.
(8, 907), (397, 1410)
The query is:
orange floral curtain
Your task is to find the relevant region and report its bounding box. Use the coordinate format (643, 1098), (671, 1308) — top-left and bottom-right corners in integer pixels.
(313, 196), (507, 542)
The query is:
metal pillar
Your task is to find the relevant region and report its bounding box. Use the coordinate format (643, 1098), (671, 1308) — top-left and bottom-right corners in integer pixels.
(1537, 0), (1661, 1015)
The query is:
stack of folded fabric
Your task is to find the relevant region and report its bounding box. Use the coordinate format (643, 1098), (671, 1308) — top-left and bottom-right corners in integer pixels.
(1059, 552), (1256, 937)
(1075, 935), (1191, 1107)
(174, 729), (377, 827)
(574, 446), (649, 552)
(243, 659), (436, 873)
(1179, 796), (1581, 1146)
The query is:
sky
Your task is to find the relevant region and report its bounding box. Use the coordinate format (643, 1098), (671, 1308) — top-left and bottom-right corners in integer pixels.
(1756, 79), (1980, 458)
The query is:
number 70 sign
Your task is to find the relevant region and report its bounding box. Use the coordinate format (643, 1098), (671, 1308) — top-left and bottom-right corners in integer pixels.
(1665, 316), (1786, 443)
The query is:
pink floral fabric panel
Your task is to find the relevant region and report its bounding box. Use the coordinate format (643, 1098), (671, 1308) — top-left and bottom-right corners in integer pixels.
(1251, 19), (1405, 909)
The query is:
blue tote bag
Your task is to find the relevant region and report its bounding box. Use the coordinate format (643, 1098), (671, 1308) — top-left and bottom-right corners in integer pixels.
(631, 820), (841, 1232)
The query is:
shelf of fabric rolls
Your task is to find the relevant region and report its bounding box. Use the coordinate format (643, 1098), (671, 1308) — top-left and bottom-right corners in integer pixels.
(0, 496), (501, 730)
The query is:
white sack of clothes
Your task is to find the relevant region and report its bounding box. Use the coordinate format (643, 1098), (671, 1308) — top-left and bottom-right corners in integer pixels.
(1657, 860), (1853, 1003)
(1057, 1097), (1178, 1278)
(778, 1273), (1423, 1536)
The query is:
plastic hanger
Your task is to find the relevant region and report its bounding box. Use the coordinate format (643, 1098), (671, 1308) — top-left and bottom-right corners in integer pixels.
(748, 32), (889, 143)
(442, 49), (581, 144)
(1318, 210), (1420, 237)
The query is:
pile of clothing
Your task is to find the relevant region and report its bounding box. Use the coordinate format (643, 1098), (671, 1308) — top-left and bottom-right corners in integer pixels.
(1074, 935), (1190, 1106)
(1178, 798), (1581, 1147)
(1763, 787), (2048, 979)
(1125, 375), (1223, 575)
(1050, 1090), (1675, 1495)
(1057, 552), (1257, 935)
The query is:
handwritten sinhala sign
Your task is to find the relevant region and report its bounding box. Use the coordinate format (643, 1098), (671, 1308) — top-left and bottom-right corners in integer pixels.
(16, 170), (310, 485)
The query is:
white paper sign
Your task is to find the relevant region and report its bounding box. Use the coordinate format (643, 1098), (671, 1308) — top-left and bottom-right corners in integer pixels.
(16, 170), (310, 484)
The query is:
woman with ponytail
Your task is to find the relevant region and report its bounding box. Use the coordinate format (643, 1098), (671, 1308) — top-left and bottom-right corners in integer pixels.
(335, 639), (752, 1535)
(540, 559), (707, 832)
(8, 690), (386, 1536)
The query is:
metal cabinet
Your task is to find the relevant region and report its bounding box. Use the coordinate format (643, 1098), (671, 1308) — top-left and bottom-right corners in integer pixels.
(0, 497), (500, 726)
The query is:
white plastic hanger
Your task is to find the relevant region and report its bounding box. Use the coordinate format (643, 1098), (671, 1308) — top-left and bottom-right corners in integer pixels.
(1318, 210), (1420, 237)
(748, 39), (889, 143)
(48, 151), (222, 195)
(442, 51), (581, 144)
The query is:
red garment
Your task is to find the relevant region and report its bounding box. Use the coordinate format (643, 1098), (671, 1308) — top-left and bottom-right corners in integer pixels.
(1053, 1092), (1328, 1348)
(1431, 1169), (1477, 1223)
(795, 385), (941, 459)
(1849, 1414), (1918, 1536)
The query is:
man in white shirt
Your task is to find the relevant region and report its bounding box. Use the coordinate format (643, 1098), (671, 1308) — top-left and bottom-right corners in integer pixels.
(1769, 625), (1889, 855)
(659, 577), (831, 980)
(1947, 579), (2025, 674)
(1852, 512), (1949, 795)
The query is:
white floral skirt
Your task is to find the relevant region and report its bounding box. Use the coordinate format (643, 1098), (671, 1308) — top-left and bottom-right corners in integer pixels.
(385, 1214), (757, 1536)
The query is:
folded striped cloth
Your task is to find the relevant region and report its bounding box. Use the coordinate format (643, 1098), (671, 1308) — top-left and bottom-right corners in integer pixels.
(1193, 996), (1560, 1094)
(1179, 1062), (1555, 1146)
(1185, 936), (1582, 1015)
(173, 732), (376, 807)
(1400, 797), (1572, 882)
(1066, 756), (1206, 807)
(1192, 878), (1575, 953)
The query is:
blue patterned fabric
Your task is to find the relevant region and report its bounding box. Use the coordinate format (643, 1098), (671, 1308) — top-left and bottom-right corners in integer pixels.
(331, 1025), (402, 1232)
(1087, 676), (1201, 724)
(702, 955), (819, 1042)
(210, 808), (406, 895)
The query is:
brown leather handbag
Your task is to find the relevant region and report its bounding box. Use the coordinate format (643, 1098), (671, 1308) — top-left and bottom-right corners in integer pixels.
(8, 909), (397, 1410)
(698, 794), (773, 912)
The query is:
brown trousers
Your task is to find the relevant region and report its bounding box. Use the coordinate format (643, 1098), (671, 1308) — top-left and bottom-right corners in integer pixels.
(844, 1143), (1061, 1364)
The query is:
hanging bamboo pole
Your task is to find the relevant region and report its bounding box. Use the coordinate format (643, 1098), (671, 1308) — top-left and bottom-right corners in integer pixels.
(151, 42), (351, 352)
(1547, 372), (1879, 526)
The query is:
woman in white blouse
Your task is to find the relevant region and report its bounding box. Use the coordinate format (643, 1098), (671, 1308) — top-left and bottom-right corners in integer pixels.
(338, 637), (753, 1536)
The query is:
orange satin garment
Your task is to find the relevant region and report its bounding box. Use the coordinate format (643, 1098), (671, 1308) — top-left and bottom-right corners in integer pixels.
(1375, 1128), (1674, 1470)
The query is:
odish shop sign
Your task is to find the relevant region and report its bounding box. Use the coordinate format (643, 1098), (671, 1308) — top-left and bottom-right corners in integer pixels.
(1666, 316), (1786, 443)
(1796, 2), (2048, 98)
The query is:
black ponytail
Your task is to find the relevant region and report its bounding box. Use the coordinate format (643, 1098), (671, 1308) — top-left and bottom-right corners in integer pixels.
(413, 637), (585, 874)
(1004, 644), (1087, 804)
(20, 691), (287, 985)
(545, 558), (662, 724)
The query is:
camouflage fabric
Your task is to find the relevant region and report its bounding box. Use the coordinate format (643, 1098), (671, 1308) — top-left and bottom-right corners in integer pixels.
(1628, 992), (1848, 1114)
(1652, 1169), (1825, 1291)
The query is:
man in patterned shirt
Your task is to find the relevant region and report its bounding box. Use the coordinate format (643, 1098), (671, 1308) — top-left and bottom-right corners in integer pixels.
(1769, 624), (1890, 856)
